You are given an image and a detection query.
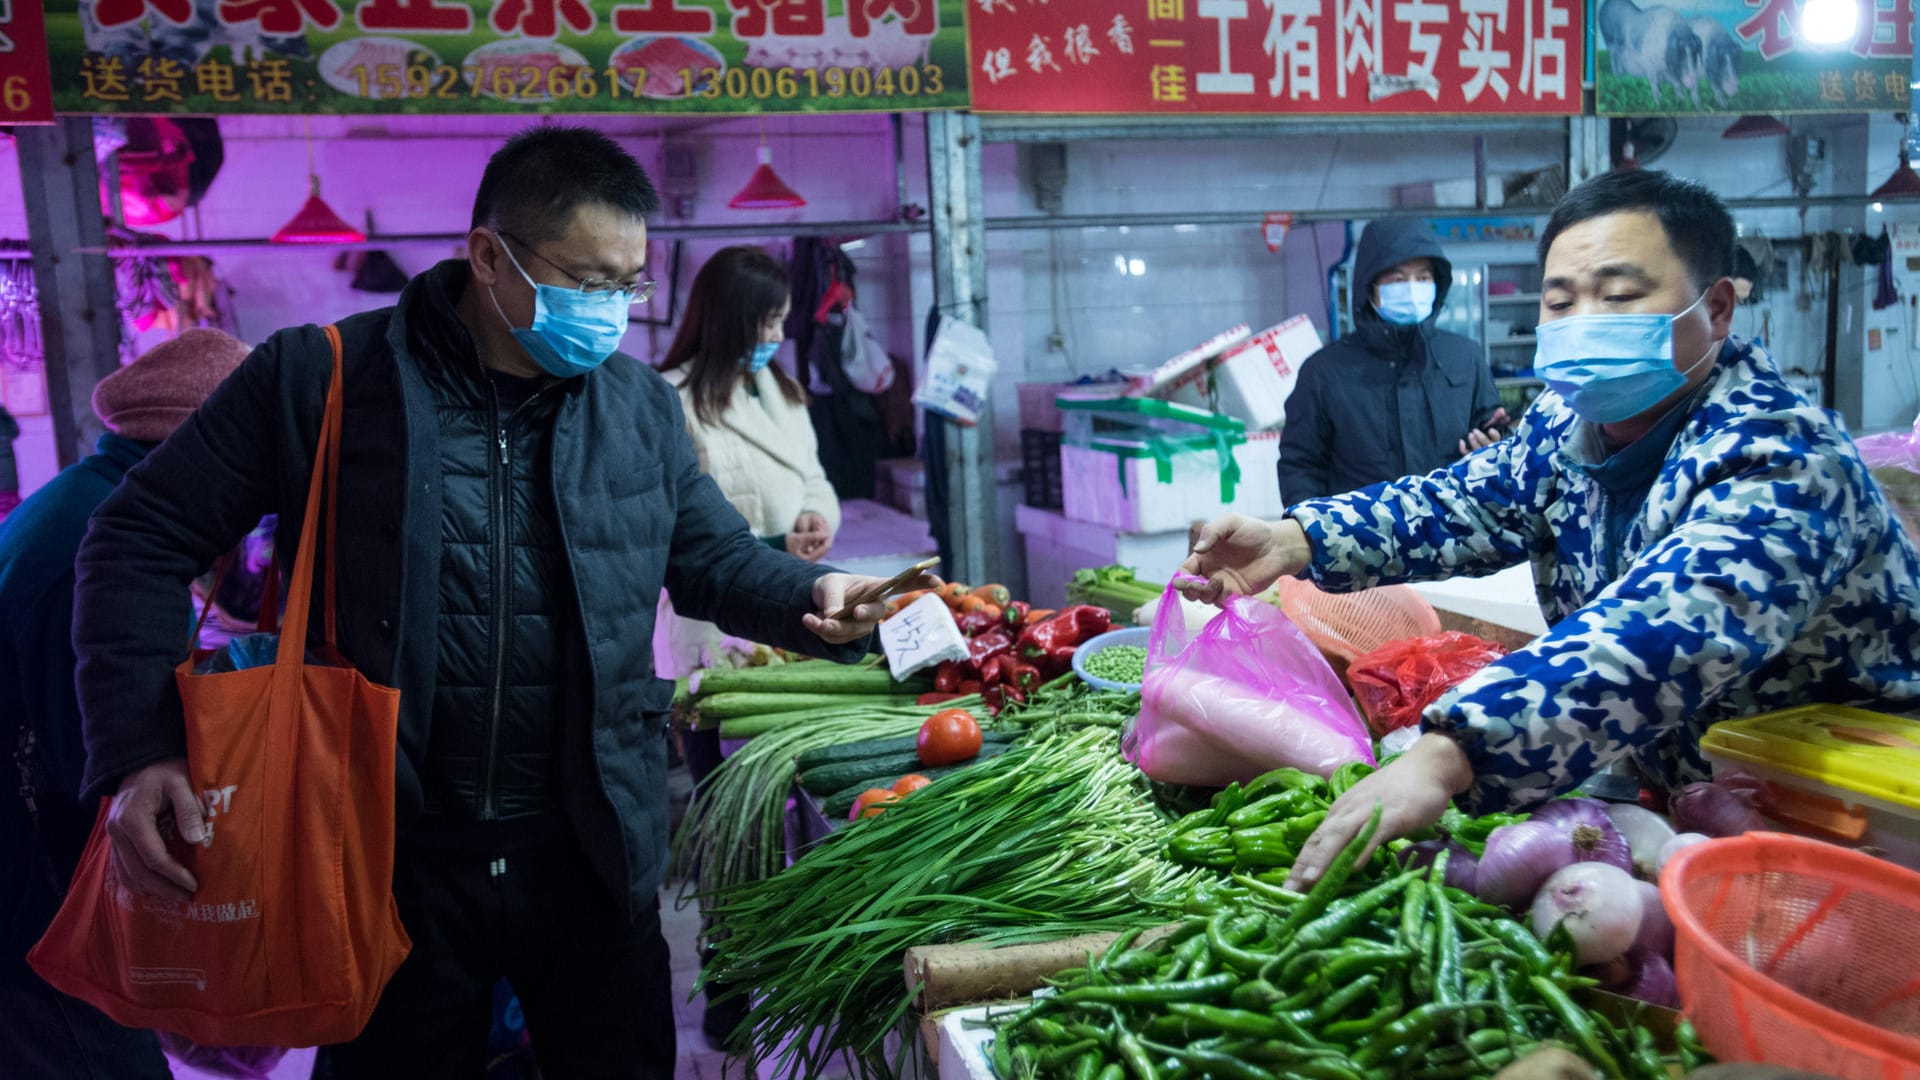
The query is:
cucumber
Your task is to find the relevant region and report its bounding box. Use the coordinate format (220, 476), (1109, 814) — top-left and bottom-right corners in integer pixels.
(692, 663), (926, 698)
(795, 727), (1015, 774)
(799, 739), (1017, 795)
(799, 752), (928, 796)
(696, 692), (923, 722)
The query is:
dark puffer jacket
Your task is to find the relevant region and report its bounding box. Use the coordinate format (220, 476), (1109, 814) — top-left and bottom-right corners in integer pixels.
(1277, 218), (1501, 504)
(72, 261), (864, 914)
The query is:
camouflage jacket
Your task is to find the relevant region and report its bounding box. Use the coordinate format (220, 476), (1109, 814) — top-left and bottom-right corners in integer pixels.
(1290, 338), (1920, 814)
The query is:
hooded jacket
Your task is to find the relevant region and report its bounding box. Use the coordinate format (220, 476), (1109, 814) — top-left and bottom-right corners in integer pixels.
(1292, 338), (1920, 814)
(70, 261), (866, 915)
(1277, 219), (1501, 504)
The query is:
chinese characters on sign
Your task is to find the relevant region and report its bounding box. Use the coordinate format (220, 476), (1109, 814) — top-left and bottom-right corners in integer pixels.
(0, 0), (55, 123)
(1597, 0), (1912, 115)
(46, 0), (969, 114)
(968, 0), (1582, 114)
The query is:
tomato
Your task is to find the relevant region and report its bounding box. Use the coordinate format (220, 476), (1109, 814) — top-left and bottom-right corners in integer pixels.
(849, 788), (900, 821)
(891, 773), (932, 796)
(916, 709), (983, 767)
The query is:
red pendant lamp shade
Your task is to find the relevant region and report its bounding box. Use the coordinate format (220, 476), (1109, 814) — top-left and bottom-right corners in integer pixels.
(1872, 148), (1920, 199)
(1722, 115), (1791, 140)
(729, 145), (806, 210)
(273, 176), (364, 244)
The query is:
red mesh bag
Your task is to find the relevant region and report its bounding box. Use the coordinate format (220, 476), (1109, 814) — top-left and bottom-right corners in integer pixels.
(1347, 632), (1508, 736)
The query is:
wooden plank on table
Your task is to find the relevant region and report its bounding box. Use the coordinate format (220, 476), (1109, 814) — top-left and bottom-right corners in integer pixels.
(904, 924), (1182, 1012)
(1434, 607), (1539, 651)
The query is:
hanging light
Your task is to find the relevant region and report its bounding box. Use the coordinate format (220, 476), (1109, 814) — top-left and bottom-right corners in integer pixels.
(1722, 115), (1791, 140)
(1801, 0), (1860, 46)
(272, 118), (364, 244)
(1871, 146), (1920, 199)
(728, 130), (806, 211)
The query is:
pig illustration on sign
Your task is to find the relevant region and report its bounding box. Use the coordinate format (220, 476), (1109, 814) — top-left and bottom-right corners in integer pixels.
(79, 0), (310, 67)
(1599, 0), (1705, 109)
(1692, 17), (1742, 107)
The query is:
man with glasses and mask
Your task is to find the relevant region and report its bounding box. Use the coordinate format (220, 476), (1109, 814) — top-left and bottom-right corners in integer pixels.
(69, 126), (925, 1077)
(1180, 169), (1920, 888)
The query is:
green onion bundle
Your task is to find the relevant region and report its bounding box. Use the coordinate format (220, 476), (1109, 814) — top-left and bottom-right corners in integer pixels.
(702, 726), (1205, 1079)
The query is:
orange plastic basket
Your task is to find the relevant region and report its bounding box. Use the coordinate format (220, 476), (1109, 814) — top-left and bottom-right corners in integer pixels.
(1661, 832), (1920, 1079)
(1269, 577), (1442, 677)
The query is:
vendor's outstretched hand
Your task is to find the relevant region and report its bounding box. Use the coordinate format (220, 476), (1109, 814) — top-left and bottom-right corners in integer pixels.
(1176, 514), (1311, 605)
(1284, 733), (1474, 890)
(804, 570), (940, 645)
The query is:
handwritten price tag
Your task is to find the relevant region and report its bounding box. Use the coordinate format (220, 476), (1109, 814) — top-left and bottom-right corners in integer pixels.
(879, 594), (969, 681)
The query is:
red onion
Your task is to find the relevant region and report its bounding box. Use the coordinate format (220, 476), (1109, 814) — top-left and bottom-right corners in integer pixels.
(1398, 839), (1479, 895)
(1530, 861), (1643, 966)
(1477, 821), (1576, 909)
(1656, 832), (1710, 875)
(1633, 879), (1674, 959)
(1613, 945), (1679, 1008)
(1532, 798), (1634, 873)
(1605, 803), (1677, 880)
(1670, 780), (1769, 837)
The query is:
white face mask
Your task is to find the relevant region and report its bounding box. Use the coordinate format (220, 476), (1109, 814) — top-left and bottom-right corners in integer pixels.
(1376, 280), (1437, 325)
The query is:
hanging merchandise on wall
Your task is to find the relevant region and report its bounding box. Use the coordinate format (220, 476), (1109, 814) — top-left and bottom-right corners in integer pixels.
(968, 0), (1582, 114)
(45, 0), (968, 115)
(1596, 0), (1913, 115)
(915, 317), (998, 427)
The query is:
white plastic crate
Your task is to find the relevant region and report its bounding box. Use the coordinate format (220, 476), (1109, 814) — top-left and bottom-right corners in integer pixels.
(1060, 431), (1282, 533)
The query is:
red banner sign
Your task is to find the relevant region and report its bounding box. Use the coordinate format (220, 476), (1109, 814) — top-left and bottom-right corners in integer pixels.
(968, 0), (1582, 115)
(0, 0), (55, 123)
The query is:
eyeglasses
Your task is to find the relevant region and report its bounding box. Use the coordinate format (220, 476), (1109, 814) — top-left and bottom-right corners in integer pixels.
(499, 231), (656, 305)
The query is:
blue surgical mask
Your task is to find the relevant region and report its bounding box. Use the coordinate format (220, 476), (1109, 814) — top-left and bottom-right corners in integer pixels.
(746, 341), (780, 372)
(1375, 280), (1437, 326)
(1533, 292), (1717, 424)
(489, 240), (629, 378)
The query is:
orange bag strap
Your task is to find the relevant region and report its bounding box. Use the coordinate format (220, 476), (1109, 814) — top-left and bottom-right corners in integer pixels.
(274, 325), (345, 670)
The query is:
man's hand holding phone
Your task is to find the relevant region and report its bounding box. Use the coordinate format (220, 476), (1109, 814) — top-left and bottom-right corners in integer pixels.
(1458, 406), (1511, 457)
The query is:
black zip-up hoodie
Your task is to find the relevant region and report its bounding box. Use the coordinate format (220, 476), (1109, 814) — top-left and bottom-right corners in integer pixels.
(1277, 218), (1501, 504)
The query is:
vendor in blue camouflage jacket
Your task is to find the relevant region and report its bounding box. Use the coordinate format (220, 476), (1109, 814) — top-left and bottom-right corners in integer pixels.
(1178, 169), (1920, 889)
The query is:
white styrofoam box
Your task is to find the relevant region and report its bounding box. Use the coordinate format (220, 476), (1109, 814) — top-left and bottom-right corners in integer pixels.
(1060, 433), (1283, 534)
(1215, 316), (1322, 431)
(1057, 395), (1244, 449)
(1126, 324), (1252, 407)
(1014, 504), (1193, 611)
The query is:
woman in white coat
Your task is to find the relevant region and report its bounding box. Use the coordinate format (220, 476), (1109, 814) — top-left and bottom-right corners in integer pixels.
(652, 245), (843, 679)
(653, 245), (842, 1044)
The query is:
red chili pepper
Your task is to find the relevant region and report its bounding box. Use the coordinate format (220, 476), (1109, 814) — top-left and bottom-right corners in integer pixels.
(979, 654), (1006, 688)
(955, 610), (1000, 636)
(982, 684), (1004, 714)
(958, 679), (983, 695)
(1007, 661), (1042, 691)
(1002, 684), (1026, 706)
(967, 627), (1015, 667)
(934, 662), (961, 694)
(916, 692), (965, 706)
(1004, 601), (1031, 628)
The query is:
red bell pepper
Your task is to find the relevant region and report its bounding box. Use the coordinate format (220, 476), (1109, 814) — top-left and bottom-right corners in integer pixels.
(1006, 660), (1042, 692)
(979, 654), (1007, 689)
(982, 684), (1004, 714)
(955, 610), (1001, 637)
(958, 679), (983, 695)
(1017, 605), (1111, 660)
(934, 662), (961, 694)
(967, 626), (1015, 667)
(1004, 601), (1031, 629)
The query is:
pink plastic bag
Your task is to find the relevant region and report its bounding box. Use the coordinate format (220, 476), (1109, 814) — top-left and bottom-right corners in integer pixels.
(1125, 577), (1375, 786)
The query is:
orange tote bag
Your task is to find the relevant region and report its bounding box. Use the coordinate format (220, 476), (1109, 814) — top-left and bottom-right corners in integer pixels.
(30, 324), (411, 1047)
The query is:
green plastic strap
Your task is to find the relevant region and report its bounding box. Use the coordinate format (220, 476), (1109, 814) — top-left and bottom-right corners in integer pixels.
(1212, 431), (1241, 503)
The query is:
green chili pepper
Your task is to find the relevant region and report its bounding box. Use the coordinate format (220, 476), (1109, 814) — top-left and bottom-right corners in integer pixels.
(1432, 882), (1463, 1008)
(1114, 1028), (1158, 1080)
(1138, 1038), (1278, 1080)
(1040, 1040), (1103, 1070)
(1163, 1003), (1287, 1039)
(1059, 973), (1237, 1006)
(1209, 782), (1247, 814)
(1242, 766), (1322, 800)
(1350, 1003), (1480, 1068)
(1410, 1047), (1519, 1079)
(1481, 917), (1557, 977)
(1284, 809), (1331, 844)
(1010, 1042), (1040, 1079)
(1490, 961), (1527, 1051)
(992, 1036), (1014, 1079)
(1022, 1017), (1072, 1044)
(1070, 1051), (1102, 1080)
(1225, 789), (1315, 829)
(1290, 870), (1419, 954)
(1398, 877), (1429, 948)
(1327, 761), (1375, 799)
(1309, 974), (1381, 1025)
(1528, 974), (1623, 1077)
(1276, 802), (1385, 941)
(1096, 1066), (1125, 1080)
(1204, 911), (1272, 976)
(1675, 1018), (1713, 1071)
(1228, 979), (1285, 1012)
(1165, 930), (1209, 980)
(1321, 986), (1405, 1043)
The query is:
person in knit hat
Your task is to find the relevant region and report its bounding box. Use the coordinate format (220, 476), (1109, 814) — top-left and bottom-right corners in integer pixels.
(0, 328), (248, 1078)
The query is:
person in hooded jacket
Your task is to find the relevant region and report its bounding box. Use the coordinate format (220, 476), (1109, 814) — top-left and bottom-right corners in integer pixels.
(1, 328), (250, 1079)
(1277, 218), (1506, 504)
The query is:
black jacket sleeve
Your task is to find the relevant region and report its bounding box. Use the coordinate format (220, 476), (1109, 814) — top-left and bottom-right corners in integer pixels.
(1470, 354), (1503, 432)
(1277, 353), (1334, 505)
(72, 336), (300, 799)
(657, 390), (870, 662)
